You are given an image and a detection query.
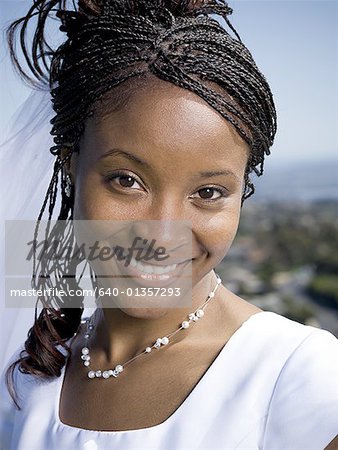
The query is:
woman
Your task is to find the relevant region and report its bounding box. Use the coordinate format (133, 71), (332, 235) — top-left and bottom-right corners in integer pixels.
(1, 1), (338, 449)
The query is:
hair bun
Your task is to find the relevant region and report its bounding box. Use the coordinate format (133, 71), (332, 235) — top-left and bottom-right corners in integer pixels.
(74, 0), (233, 19)
(172, 0), (232, 16)
(55, 0), (234, 40)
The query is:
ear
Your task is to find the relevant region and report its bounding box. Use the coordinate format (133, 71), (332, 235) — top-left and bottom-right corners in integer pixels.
(60, 147), (78, 180)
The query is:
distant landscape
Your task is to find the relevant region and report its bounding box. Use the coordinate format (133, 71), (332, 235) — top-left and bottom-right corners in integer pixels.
(217, 159), (338, 336)
(251, 158), (338, 203)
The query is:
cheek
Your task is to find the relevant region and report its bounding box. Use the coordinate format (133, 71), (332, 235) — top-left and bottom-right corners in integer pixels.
(198, 204), (241, 259)
(73, 179), (100, 220)
(73, 173), (121, 220)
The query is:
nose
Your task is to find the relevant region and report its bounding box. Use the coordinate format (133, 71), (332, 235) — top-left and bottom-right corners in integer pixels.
(131, 219), (192, 263)
(130, 197), (192, 263)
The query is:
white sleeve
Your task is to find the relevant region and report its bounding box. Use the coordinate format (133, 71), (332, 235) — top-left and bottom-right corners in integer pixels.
(262, 329), (338, 450)
(0, 346), (24, 450)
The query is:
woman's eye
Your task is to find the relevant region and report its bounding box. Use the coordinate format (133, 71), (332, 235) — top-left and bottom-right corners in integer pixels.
(192, 187), (227, 201)
(107, 172), (142, 190)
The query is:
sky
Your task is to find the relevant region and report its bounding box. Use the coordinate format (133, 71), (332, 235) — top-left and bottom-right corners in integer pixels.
(0, 0), (337, 168)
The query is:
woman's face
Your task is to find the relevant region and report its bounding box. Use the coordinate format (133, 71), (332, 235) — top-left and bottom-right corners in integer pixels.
(70, 80), (249, 295)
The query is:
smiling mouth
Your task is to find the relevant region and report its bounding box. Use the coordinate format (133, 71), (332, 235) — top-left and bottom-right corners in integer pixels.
(128, 256), (179, 275)
(111, 253), (193, 281)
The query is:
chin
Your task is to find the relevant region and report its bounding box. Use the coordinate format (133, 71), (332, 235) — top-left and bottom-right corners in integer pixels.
(120, 307), (169, 320)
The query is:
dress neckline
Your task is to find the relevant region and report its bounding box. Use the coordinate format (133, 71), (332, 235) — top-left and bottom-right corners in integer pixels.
(54, 310), (271, 434)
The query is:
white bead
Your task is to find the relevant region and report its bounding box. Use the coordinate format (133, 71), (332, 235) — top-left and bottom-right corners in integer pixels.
(88, 324), (94, 330)
(81, 347), (89, 355)
(112, 370), (119, 377)
(156, 338), (162, 344)
(95, 370), (102, 377)
(161, 336), (169, 345)
(196, 309), (204, 318)
(88, 370), (95, 379)
(216, 276), (222, 284)
(115, 365), (123, 373)
(145, 347), (152, 353)
(102, 371), (110, 379)
(84, 361), (90, 367)
(108, 369), (114, 376)
(188, 313), (195, 320)
(182, 321), (190, 329)
(81, 354), (87, 360)
(209, 292), (215, 298)
(84, 333), (90, 339)
(192, 315), (199, 322)
(154, 342), (161, 349)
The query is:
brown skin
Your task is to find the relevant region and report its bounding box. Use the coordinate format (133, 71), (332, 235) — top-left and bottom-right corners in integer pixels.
(59, 79), (262, 430)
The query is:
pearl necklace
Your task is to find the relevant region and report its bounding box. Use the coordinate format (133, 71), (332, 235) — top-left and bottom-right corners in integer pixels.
(81, 274), (222, 379)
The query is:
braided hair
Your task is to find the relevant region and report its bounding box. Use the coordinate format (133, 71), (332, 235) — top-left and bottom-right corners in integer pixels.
(5, 0), (277, 408)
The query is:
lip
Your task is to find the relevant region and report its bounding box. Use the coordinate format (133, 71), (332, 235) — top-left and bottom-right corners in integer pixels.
(113, 255), (193, 288)
(129, 257), (192, 267)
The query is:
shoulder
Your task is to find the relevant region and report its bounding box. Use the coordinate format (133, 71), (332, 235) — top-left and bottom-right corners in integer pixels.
(224, 292), (319, 351)
(0, 344), (39, 411)
(253, 311), (338, 391)
(1, 338), (71, 409)
(0, 338), (72, 448)
(0, 344), (26, 449)
(261, 316), (338, 449)
(271, 324), (338, 393)
(248, 310), (336, 349)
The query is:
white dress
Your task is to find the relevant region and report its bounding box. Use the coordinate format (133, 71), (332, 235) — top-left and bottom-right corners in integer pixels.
(1, 311), (338, 450)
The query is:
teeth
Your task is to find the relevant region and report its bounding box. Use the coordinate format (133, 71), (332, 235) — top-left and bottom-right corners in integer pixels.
(129, 257), (137, 268)
(128, 257), (177, 274)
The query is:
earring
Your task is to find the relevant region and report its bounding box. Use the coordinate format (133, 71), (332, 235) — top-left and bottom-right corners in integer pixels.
(65, 174), (72, 198)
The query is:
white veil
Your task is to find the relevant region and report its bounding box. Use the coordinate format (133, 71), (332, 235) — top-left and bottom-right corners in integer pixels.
(0, 88), (55, 219)
(0, 85), (94, 372)
(0, 86), (55, 371)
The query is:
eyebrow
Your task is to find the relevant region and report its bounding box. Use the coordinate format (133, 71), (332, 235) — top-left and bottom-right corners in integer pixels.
(100, 148), (240, 182)
(99, 148), (151, 168)
(198, 170), (240, 183)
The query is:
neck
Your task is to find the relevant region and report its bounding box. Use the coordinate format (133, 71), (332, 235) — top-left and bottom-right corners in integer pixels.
(86, 270), (219, 364)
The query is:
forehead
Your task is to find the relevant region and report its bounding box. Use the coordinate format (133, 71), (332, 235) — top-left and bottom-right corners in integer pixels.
(83, 78), (249, 162)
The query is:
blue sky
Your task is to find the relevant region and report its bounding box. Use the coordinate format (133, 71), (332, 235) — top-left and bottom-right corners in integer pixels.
(1, 1), (337, 167)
